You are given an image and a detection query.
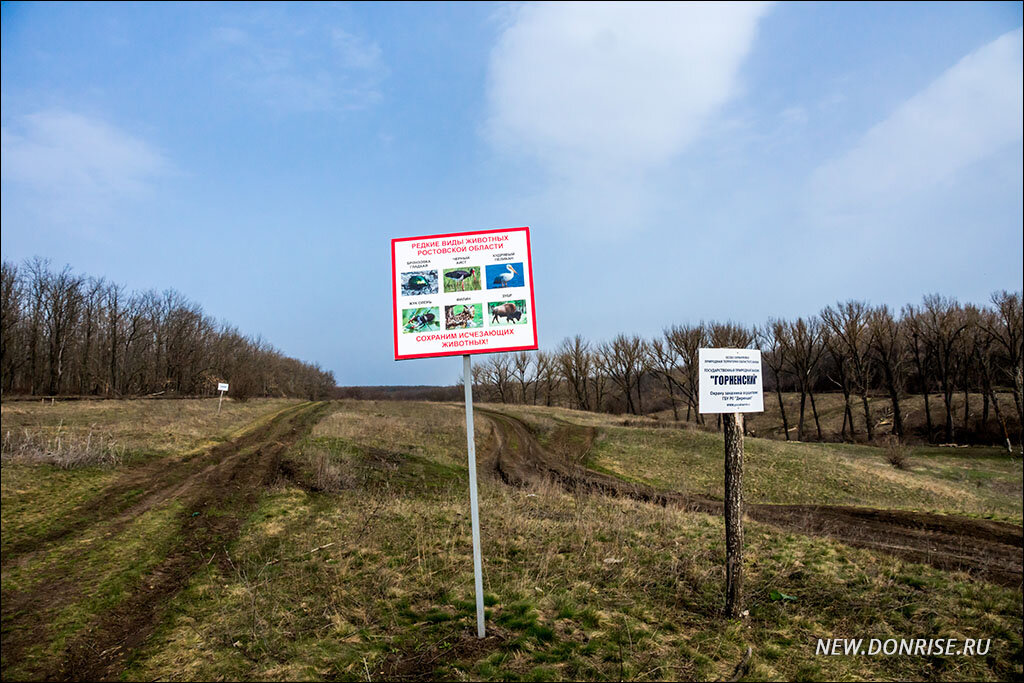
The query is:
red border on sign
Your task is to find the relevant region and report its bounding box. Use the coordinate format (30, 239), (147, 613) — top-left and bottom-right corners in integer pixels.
(392, 226), (539, 360)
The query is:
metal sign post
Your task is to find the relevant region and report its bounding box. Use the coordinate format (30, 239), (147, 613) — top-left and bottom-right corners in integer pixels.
(392, 226), (539, 640)
(463, 354), (486, 638)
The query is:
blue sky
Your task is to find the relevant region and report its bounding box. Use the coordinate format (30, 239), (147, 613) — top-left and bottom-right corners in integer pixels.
(2, 1), (1021, 386)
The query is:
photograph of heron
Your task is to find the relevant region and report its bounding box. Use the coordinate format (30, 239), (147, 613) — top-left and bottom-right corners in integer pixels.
(401, 307), (440, 333)
(488, 300), (528, 325)
(486, 262), (524, 289)
(442, 266), (481, 293)
(400, 270), (438, 296)
(444, 303), (483, 329)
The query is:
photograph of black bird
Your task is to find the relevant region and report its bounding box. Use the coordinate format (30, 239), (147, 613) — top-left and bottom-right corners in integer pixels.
(444, 268), (476, 291)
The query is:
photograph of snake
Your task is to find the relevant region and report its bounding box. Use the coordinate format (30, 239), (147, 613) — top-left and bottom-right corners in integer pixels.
(487, 300), (528, 325)
(444, 303), (483, 329)
(400, 270), (438, 296)
(401, 307), (440, 333)
(442, 266), (481, 292)
(485, 262), (524, 289)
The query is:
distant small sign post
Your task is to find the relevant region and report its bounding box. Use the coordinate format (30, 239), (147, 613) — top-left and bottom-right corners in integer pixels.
(217, 382), (229, 414)
(698, 348), (763, 618)
(392, 226), (538, 639)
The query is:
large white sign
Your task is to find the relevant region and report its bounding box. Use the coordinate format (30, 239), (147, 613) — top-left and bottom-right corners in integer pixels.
(217, 382), (229, 392)
(698, 348), (764, 414)
(392, 227), (538, 360)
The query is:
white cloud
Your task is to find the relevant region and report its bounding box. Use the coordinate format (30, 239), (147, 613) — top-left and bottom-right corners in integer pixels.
(1, 111), (169, 223)
(210, 20), (385, 113)
(484, 1), (770, 233)
(486, 3), (770, 171)
(808, 28), (1023, 218)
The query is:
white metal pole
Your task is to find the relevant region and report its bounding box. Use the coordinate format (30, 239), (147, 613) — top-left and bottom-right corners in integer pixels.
(463, 354), (486, 638)
(218, 390), (224, 414)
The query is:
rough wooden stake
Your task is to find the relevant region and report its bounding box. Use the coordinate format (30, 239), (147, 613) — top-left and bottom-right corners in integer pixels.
(724, 412), (744, 618)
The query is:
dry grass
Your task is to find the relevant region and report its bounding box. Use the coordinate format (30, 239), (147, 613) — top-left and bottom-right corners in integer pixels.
(2, 421), (127, 468)
(117, 400), (1022, 682)
(1, 398), (302, 463)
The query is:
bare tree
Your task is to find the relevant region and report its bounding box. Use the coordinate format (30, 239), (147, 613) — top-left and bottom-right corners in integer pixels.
(756, 320), (792, 440)
(784, 317), (826, 441)
(511, 351), (534, 404)
(647, 336), (682, 420)
(599, 334), (648, 415)
(556, 335), (592, 411)
(666, 323), (706, 423)
(868, 306), (907, 441)
(918, 295), (968, 443)
(532, 350), (557, 406)
(985, 291), (1023, 449)
(822, 301), (876, 441)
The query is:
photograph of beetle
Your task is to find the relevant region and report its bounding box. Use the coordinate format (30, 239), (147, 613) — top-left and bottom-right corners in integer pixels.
(444, 303), (483, 329)
(488, 300), (528, 325)
(486, 262), (524, 289)
(401, 270), (438, 296)
(402, 307), (440, 333)
(442, 266), (481, 293)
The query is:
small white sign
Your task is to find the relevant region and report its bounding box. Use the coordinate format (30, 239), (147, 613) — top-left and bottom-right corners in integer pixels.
(217, 383), (229, 392)
(698, 348), (764, 414)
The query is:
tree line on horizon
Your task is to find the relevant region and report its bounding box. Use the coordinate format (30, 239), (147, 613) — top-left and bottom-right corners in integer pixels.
(471, 291), (1023, 449)
(0, 258), (335, 400)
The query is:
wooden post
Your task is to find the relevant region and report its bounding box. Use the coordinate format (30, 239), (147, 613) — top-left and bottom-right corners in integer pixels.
(723, 412), (744, 618)
(217, 389), (224, 414)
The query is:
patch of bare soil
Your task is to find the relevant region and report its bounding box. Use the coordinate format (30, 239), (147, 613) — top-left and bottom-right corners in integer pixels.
(1, 401), (329, 682)
(478, 408), (1023, 588)
(380, 629), (507, 682)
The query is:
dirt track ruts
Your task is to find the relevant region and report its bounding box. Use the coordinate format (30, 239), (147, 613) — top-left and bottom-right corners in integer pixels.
(1, 400), (329, 682)
(478, 408), (1024, 588)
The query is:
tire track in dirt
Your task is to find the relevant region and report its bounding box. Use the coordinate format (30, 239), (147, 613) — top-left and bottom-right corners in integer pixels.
(478, 408), (1023, 588)
(1, 402), (315, 567)
(1, 401), (330, 682)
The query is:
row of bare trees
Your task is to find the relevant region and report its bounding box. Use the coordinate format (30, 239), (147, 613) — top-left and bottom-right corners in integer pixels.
(472, 292), (1023, 447)
(1, 259), (335, 400)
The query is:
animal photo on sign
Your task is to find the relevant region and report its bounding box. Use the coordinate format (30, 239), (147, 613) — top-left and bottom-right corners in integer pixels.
(402, 307), (440, 333)
(443, 266), (481, 293)
(488, 300), (527, 325)
(401, 270), (438, 296)
(445, 303), (483, 329)
(486, 262), (524, 289)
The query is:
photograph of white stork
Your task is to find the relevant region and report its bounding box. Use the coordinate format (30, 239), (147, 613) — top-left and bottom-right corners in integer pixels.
(485, 262), (524, 289)
(442, 266), (480, 293)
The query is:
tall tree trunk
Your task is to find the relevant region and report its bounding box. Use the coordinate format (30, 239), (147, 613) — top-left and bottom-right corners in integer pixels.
(860, 391), (874, 441)
(775, 383), (790, 441)
(809, 391), (823, 441)
(797, 390), (806, 441)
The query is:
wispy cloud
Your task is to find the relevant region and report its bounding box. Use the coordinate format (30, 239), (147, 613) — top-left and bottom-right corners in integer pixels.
(485, 1), (771, 232)
(808, 28), (1023, 220)
(1, 110), (169, 224)
(209, 18), (385, 113)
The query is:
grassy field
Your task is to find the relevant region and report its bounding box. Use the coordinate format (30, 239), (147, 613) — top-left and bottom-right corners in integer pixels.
(487, 403), (1023, 523)
(2, 398), (1021, 681)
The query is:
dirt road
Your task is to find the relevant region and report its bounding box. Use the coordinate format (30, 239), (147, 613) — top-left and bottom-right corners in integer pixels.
(1, 401), (329, 682)
(478, 408), (1023, 588)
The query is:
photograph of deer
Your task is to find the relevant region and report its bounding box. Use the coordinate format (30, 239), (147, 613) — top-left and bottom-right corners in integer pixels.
(486, 263), (523, 289)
